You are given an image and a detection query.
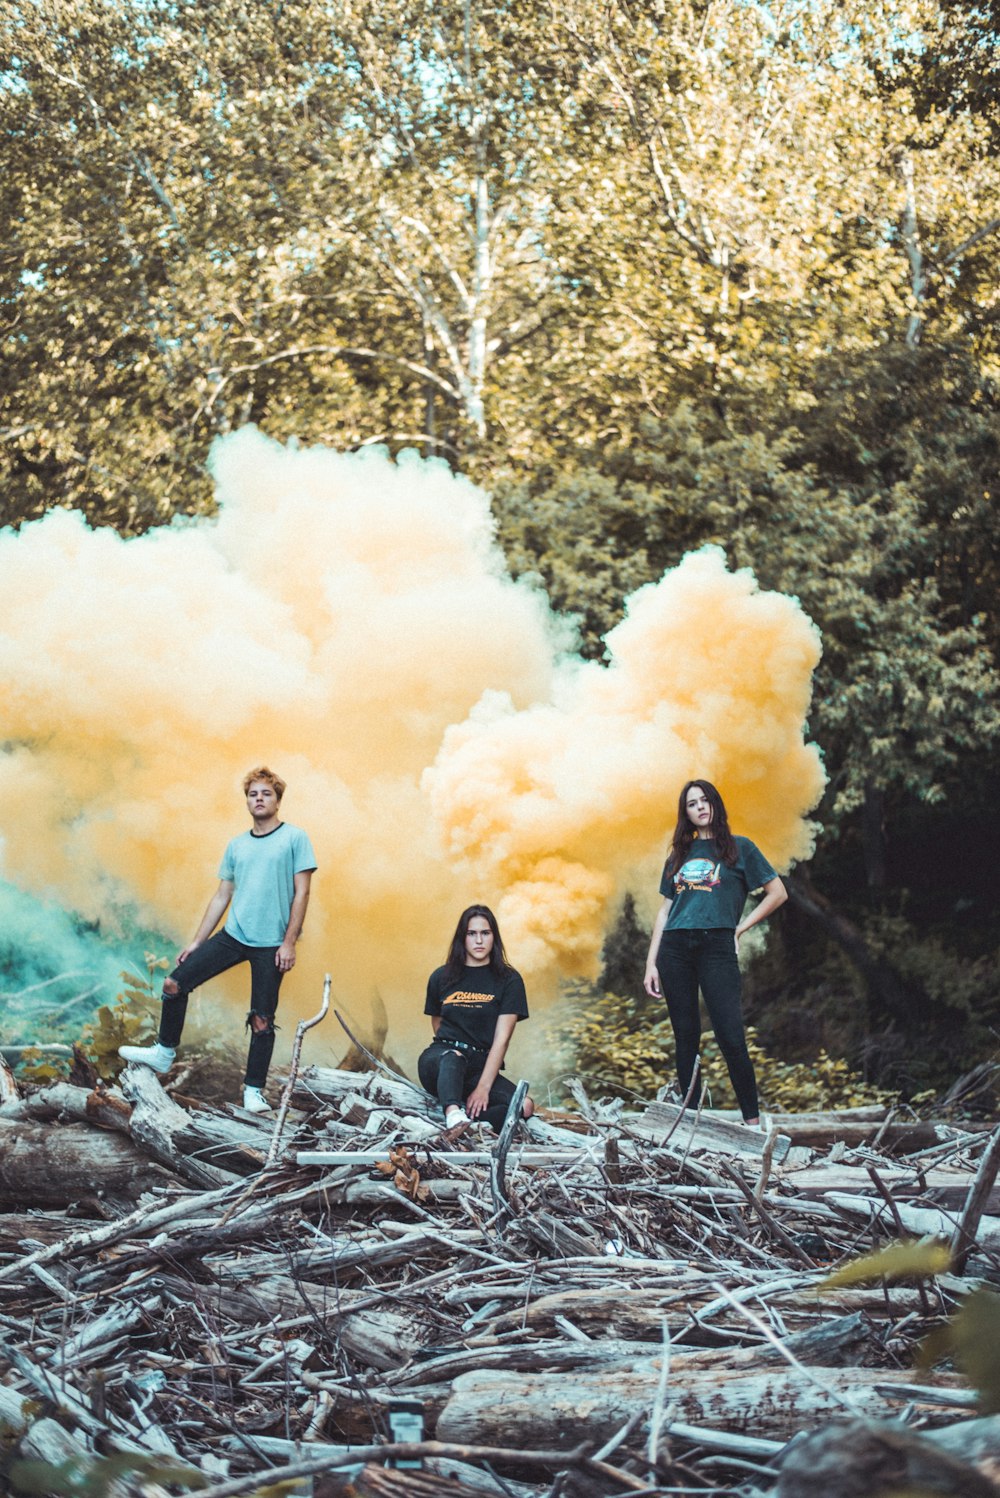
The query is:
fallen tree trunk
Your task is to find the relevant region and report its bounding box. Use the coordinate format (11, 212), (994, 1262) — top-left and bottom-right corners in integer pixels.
(0, 1118), (181, 1209)
(437, 1364), (961, 1448)
(8, 1079), (271, 1177)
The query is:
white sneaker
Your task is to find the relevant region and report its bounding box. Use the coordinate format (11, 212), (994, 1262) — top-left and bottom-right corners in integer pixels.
(242, 1086), (272, 1114)
(445, 1105), (470, 1128)
(118, 1042), (176, 1074)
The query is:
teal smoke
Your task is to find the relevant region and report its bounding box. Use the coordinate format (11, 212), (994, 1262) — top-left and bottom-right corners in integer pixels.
(0, 879), (170, 1044)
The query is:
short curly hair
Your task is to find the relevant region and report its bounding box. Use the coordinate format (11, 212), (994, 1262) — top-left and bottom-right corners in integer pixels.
(242, 766), (286, 802)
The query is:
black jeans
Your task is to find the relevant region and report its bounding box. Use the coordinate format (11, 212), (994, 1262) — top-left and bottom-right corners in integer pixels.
(417, 1041), (521, 1132)
(158, 930), (284, 1088)
(656, 927), (759, 1120)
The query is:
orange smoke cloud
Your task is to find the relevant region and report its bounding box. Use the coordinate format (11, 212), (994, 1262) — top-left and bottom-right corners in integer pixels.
(425, 545), (825, 975)
(0, 428), (823, 1065)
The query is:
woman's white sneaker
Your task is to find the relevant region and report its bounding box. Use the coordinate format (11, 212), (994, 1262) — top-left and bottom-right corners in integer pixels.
(118, 1042), (176, 1074)
(242, 1086), (272, 1114)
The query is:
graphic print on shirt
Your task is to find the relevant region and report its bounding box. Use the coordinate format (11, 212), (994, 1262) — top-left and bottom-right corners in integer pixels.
(442, 991), (496, 1009)
(675, 858), (722, 894)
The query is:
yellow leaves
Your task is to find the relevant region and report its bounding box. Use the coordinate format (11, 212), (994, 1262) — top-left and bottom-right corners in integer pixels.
(920, 1289), (1000, 1415)
(820, 1237), (952, 1289)
(817, 1248), (1000, 1415)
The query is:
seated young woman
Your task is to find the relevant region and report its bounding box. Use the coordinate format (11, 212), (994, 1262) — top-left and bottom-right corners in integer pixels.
(418, 904), (535, 1131)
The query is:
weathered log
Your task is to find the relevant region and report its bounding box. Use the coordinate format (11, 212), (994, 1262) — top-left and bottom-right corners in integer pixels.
(205, 1272), (430, 1369)
(631, 1099), (793, 1162)
(0, 1118), (181, 1209)
(0, 1211), (82, 1250)
(772, 1117), (940, 1151)
(774, 1417), (998, 1498)
(779, 1161), (1000, 1213)
(481, 1282), (790, 1341)
(826, 1190), (1000, 1251)
(387, 1337), (669, 1388)
(2, 1080), (134, 1130)
(436, 1364), (960, 1448)
(119, 1066), (245, 1188)
(5, 1078), (270, 1177)
(293, 1066), (433, 1117)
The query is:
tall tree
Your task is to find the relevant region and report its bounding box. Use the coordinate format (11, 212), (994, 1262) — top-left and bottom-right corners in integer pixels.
(0, 0), (608, 525)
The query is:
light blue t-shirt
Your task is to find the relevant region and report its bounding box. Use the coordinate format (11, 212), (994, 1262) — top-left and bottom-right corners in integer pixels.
(219, 823), (317, 948)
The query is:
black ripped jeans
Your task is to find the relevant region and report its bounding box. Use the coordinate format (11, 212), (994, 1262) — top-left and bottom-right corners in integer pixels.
(656, 927), (759, 1121)
(158, 930), (283, 1087)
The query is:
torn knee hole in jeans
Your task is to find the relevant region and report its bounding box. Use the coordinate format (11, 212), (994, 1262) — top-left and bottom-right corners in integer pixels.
(245, 1011), (276, 1035)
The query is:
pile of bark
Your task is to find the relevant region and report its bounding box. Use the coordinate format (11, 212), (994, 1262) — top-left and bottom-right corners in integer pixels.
(1, 1047), (999, 1498)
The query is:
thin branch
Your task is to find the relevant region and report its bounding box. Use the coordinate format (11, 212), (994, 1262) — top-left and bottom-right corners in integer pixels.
(942, 215), (1000, 267)
(203, 343), (460, 417)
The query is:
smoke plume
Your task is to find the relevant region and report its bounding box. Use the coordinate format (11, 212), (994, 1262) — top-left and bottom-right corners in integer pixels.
(0, 427), (824, 1066)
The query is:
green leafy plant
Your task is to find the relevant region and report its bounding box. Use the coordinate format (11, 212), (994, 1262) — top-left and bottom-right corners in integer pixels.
(547, 979), (896, 1111)
(10, 1052), (66, 1085)
(79, 953), (167, 1080)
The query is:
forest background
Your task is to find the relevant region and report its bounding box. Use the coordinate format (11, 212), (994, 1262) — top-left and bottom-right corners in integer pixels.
(2, 0), (999, 1106)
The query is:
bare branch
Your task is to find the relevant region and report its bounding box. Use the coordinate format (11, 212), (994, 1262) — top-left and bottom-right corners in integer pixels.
(202, 343), (461, 419)
(942, 215), (1000, 267)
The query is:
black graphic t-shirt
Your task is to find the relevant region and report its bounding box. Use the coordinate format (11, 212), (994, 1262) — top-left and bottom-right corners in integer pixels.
(659, 836), (777, 931)
(424, 965), (529, 1054)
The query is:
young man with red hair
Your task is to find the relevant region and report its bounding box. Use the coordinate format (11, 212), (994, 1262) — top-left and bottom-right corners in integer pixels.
(120, 767), (317, 1112)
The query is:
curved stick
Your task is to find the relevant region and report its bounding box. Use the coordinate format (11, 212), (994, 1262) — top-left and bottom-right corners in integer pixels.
(265, 974), (332, 1168)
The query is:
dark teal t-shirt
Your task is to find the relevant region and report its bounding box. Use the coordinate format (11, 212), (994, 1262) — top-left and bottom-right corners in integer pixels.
(659, 836), (777, 931)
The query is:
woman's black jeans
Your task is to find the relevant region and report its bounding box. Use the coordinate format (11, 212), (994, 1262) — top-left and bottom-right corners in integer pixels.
(656, 927), (759, 1120)
(417, 1041), (520, 1131)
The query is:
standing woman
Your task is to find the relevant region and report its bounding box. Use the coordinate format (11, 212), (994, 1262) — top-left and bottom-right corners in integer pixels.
(643, 780), (787, 1126)
(419, 904), (535, 1130)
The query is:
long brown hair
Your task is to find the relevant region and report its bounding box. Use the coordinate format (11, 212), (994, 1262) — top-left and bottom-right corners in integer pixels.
(442, 904), (512, 984)
(664, 779), (738, 877)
